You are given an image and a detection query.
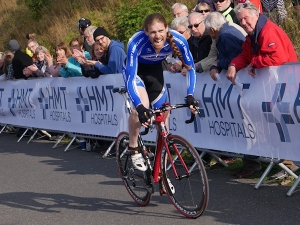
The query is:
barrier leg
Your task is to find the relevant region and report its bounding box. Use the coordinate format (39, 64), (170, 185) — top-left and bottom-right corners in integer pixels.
(287, 176), (300, 196)
(255, 161), (274, 189)
(209, 152), (228, 167)
(17, 128), (29, 142)
(27, 129), (39, 144)
(0, 124), (8, 134)
(64, 136), (77, 152)
(52, 133), (66, 149)
(102, 140), (115, 158)
(278, 163), (298, 179)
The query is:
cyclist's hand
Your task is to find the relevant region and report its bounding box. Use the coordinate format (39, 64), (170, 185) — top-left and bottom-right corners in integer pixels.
(136, 104), (152, 127)
(186, 95), (199, 114)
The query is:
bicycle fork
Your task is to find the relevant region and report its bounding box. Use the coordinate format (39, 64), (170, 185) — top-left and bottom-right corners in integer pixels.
(164, 137), (190, 180)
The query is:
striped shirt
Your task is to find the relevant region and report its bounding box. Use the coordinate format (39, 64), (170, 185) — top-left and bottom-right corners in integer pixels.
(261, 0), (287, 19)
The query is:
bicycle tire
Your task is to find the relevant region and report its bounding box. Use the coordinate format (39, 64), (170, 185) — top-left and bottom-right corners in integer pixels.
(161, 134), (209, 218)
(115, 132), (152, 206)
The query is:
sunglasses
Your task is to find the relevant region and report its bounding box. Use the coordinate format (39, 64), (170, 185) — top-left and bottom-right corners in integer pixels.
(188, 21), (203, 29)
(213, 0), (225, 3)
(196, 9), (210, 13)
(178, 29), (188, 34)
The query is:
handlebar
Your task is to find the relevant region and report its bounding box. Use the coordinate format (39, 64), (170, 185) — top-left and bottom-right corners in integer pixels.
(140, 103), (201, 136)
(112, 86), (201, 136)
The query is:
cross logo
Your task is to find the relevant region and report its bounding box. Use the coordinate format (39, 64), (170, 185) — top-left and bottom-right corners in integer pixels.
(8, 90), (17, 116)
(75, 87), (90, 123)
(37, 89), (49, 119)
(262, 83), (294, 142)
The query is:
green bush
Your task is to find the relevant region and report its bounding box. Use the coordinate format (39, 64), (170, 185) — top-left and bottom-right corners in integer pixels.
(24, 0), (51, 20)
(115, 0), (172, 46)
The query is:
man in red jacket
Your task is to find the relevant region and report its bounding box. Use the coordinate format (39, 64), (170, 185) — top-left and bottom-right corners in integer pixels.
(227, 2), (298, 84)
(226, 2), (298, 178)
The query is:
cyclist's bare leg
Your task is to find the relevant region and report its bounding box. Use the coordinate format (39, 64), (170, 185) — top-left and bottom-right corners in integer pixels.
(128, 86), (149, 148)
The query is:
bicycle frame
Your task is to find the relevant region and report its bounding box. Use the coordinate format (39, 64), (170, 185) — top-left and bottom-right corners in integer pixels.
(151, 112), (190, 183)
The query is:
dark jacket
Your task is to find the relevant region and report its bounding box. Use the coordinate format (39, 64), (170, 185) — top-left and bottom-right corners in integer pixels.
(82, 54), (108, 79)
(12, 49), (33, 79)
(214, 22), (245, 72)
(188, 35), (212, 63)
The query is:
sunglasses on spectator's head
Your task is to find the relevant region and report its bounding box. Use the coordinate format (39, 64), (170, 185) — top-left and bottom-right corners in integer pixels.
(196, 9), (210, 13)
(188, 21), (204, 29)
(213, 0), (225, 3)
(243, 3), (250, 8)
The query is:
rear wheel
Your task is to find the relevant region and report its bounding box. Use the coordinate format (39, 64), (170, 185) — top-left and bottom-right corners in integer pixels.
(161, 135), (209, 218)
(115, 132), (152, 206)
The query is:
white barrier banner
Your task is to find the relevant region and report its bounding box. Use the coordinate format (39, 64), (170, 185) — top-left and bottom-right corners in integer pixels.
(0, 63), (300, 161)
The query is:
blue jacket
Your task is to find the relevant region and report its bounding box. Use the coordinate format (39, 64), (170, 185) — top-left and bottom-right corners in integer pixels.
(215, 22), (245, 71)
(60, 51), (91, 78)
(94, 40), (126, 74)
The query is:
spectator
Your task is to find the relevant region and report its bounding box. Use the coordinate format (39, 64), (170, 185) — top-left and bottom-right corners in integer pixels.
(59, 38), (91, 78)
(27, 46), (52, 77)
(193, 0), (246, 74)
(25, 33), (36, 57)
(81, 42), (108, 78)
(83, 25), (97, 49)
(27, 39), (39, 62)
(2, 51), (15, 80)
(93, 27), (126, 74)
(8, 39), (33, 80)
(260, 0), (287, 20)
(47, 42), (71, 77)
(169, 16), (192, 74)
(214, 0), (239, 24)
(171, 3), (189, 18)
(185, 12), (212, 75)
(205, 12), (245, 80)
(227, 2), (298, 178)
(234, 0), (262, 12)
(197, 0), (216, 12)
(195, 2), (212, 15)
(78, 17), (92, 52)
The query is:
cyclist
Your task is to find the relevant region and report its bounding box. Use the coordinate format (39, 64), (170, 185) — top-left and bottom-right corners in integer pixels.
(122, 13), (198, 171)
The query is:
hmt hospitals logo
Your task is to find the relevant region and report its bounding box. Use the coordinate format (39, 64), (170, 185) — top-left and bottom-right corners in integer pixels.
(74, 85), (117, 125)
(262, 83), (294, 142)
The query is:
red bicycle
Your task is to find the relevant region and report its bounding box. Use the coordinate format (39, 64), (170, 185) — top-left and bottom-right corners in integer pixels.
(114, 87), (209, 218)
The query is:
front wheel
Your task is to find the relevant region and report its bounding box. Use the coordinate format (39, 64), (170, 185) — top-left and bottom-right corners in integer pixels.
(161, 135), (209, 218)
(115, 132), (152, 206)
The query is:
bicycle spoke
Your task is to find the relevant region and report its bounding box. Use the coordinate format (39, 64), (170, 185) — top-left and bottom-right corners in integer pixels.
(162, 135), (209, 218)
(115, 132), (152, 206)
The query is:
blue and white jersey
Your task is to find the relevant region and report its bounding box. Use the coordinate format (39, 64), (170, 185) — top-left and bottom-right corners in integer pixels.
(123, 29), (197, 107)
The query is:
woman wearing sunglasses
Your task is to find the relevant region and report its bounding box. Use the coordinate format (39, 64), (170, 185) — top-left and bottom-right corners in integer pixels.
(195, 2), (212, 14)
(196, 0), (216, 12)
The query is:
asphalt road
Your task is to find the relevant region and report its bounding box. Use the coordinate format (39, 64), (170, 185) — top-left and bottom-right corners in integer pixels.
(0, 132), (299, 225)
